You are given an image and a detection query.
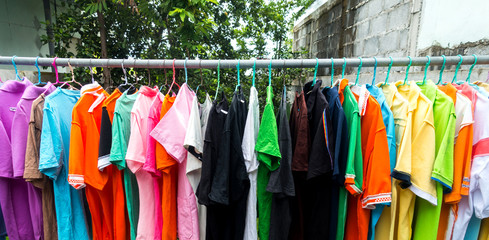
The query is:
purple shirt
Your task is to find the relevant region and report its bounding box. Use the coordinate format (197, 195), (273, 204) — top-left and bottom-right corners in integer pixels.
(0, 79), (36, 240)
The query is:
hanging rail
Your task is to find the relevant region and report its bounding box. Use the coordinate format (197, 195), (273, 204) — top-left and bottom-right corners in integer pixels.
(0, 55), (487, 69)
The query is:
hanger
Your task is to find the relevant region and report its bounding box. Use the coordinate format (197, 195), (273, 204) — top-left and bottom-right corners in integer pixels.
(466, 54), (477, 85)
(312, 58), (318, 86)
(354, 57), (362, 85)
(214, 59), (221, 99)
(371, 57), (377, 85)
(451, 54), (463, 84)
(436, 55), (446, 85)
(196, 61), (208, 97)
(400, 56), (412, 86)
(34, 56), (48, 86)
(166, 59), (180, 96)
(60, 59), (82, 89)
(269, 59), (273, 86)
(381, 57), (394, 86)
(12, 56), (23, 81)
(52, 57), (66, 86)
(417, 56), (431, 86)
(252, 59), (256, 87)
(341, 57), (346, 79)
(330, 57), (334, 87)
(184, 57), (189, 87)
(236, 59), (241, 91)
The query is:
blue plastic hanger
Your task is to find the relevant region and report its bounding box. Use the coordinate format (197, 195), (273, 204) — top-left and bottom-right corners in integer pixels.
(466, 54), (477, 85)
(417, 56), (431, 86)
(34, 56), (47, 85)
(341, 57), (346, 79)
(236, 59), (241, 91)
(354, 57), (362, 85)
(436, 55), (446, 85)
(381, 57), (393, 86)
(330, 57), (334, 86)
(371, 57), (377, 85)
(12, 56), (22, 81)
(451, 54), (463, 84)
(252, 59), (256, 87)
(269, 59), (273, 86)
(184, 57), (188, 85)
(215, 59), (221, 99)
(400, 56), (412, 86)
(312, 58), (318, 86)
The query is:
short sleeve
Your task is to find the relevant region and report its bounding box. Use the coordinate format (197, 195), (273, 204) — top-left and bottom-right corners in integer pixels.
(345, 110), (363, 195)
(97, 107), (112, 170)
(11, 105), (29, 177)
(184, 98), (203, 174)
(109, 112), (126, 169)
(126, 112), (145, 173)
(68, 116), (86, 190)
(255, 104), (281, 171)
(39, 107), (63, 180)
(24, 101), (44, 184)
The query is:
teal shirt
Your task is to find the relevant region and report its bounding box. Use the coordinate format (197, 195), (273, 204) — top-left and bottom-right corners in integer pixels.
(110, 90), (140, 240)
(39, 88), (89, 240)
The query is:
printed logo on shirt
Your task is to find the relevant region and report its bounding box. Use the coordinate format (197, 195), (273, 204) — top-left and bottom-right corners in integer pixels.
(9, 107), (16, 112)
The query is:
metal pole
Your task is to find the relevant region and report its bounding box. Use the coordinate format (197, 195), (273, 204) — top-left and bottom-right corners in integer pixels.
(0, 55), (486, 69)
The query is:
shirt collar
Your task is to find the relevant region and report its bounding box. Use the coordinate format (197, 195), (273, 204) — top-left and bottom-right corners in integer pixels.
(0, 79), (32, 93)
(22, 82), (55, 100)
(139, 85), (159, 97)
(417, 80), (437, 103)
(304, 80), (322, 117)
(395, 81), (421, 111)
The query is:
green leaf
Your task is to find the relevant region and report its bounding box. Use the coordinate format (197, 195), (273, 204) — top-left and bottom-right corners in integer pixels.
(180, 12), (185, 22)
(102, 0), (108, 10)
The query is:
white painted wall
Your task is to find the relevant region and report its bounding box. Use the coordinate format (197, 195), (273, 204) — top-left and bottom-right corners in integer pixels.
(418, 0), (489, 50)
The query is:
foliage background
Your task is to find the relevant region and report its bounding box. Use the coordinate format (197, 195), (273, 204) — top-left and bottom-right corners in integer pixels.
(42, 0), (314, 107)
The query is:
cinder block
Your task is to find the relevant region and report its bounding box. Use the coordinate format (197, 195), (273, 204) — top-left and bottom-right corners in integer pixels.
(356, 3), (369, 22)
(399, 29), (409, 48)
(384, 0), (403, 10)
(368, 0), (383, 17)
(356, 21), (370, 40)
(354, 40), (364, 56)
(364, 37), (379, 56)
(387, 3), (411, 30)
(370, 14), (387, 35)
(379, 30), (400, 52)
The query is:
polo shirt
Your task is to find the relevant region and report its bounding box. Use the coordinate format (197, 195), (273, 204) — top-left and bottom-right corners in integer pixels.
(0, 80), (36, 240)
(110, 90), (140, 240)
(323, 86), (349, 240)
(268, 87), (295, 240)
(345, 85), (391, 240)
(437, 84), (474, 240)
(255, 86), (281, 240)
(126, 86), (161, 239)
(337, 79), (362, 240)
(151, 83), (200, 240)
(452, 83), (489, 239)
(241, 87), (260, 240)
(412, 80), (456, 240)
(39, 88), (89, 240)
(24, 92), (58, 240)
(289, 90), (310, 240)
(479, 218), (489, 240)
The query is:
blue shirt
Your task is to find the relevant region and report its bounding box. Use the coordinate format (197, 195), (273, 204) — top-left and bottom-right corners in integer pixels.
(39, 88), (89, 240)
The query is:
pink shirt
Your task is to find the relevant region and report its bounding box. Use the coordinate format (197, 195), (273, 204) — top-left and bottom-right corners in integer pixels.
(126, 86), (161, 240)
(151, 83), (199, 240)
(144, 93), (165, 239)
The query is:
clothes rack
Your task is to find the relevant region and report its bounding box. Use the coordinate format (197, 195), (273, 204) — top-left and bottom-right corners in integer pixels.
(0, 55), (486, 69)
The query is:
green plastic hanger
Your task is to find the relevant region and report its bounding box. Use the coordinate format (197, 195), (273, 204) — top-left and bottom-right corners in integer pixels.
(341, 57), (346, 79)
(214, 59), (221, 99)
(312, 58), (318, 86)
(354, 57), (362, 85)
(330, 57), (334, 86)
(252, 59), (256, 87)
(400, 56), (412, 86)
(236, 59), (241, 91)
(452, 54), (463, 84)
(382, 57), (394, 86)
(371, 57), (377, 85)
(466, 54), (477, 84)
(417, 56), (430, 86)
(436, 55), (446, 85)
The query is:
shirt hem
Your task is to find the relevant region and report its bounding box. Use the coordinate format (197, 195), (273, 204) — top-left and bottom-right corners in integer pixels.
(408, 184), (437, 205)
(391, 170), (411, 188)
(98, 154), (111, 171)
(361, 193), (392, 209)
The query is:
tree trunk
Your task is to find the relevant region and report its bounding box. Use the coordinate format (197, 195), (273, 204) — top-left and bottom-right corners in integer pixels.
(97, 2), (111, 88)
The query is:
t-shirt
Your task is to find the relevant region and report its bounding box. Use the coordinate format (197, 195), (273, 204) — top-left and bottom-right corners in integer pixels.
(39, 87), (89, 240)
(255, 86), (282, 240)
(0, 80), (36, 240)
(268, 87), (295, 240)
(23, 93), (58, 240)
(150, 83), (200, 240)
(412, 80), (456, 240)
(345, 85), (391, 240)
(452, 83), (489, 239)
(323, 86), (349, 240)
(241, 87), (260, 240)
(126, 86), (161, 239)
(110, 89), (140, 240)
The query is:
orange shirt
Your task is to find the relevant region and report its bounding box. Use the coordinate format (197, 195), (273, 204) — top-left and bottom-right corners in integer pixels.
(157, 94), (178, 240)
(345, 86), (391, 240)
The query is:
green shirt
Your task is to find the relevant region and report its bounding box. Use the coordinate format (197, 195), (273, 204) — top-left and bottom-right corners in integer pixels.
(110, 90), (140, 240)
(255, 86), (281, 240)
(413, 80), (456, 240)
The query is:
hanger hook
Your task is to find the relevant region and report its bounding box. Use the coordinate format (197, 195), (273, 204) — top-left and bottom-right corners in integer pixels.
(12, 55), (22, 81)
(371, 57), (377, 85)
(52, 57), (59, 83)
(269, 59), (273, 86)
(466, 54), (477, 83)
(341, 57), (346, 79)
(215, 59), (221, 99)
(355, 57), (362, 85)
(452, 54), (463, 83)
(437, 55), (446, 85)
(422, 56), (431, 84)
(35, 56), (41, 84)
(312, 58), (319, 86)
(172, 58), (176, 82)
(402, 56), (412, 85)
(252, 59), (256, 87)
(330, 57), (334, 87)
(184, 57), (188, 85)
(236, 59), (241, 91)
(122, 61), (128, 84)
(68, 59), (75, 82)
(383, 57), (393, 86)
(89, 59), (95, 83)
